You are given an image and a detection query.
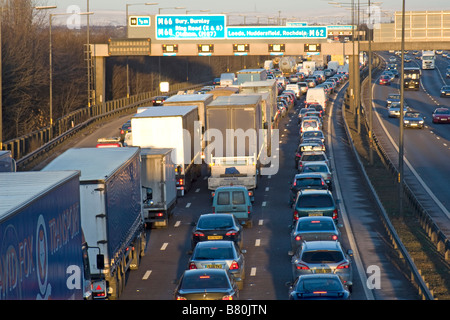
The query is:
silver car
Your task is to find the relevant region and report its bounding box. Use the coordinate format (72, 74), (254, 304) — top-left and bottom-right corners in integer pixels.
(291, 241), (353, 292)
(290, 216), (341, 255)
(188, 241), (246, 290)
(300, 161), (333, 190)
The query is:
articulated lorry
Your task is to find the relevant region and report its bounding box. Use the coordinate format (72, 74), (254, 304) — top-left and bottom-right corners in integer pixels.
(141, 148), (177, 228)
(131, 105), (202, 196)
(205, 95), (266, 200)
(0, 171), (99, 300)
(42, 147), (146, 300)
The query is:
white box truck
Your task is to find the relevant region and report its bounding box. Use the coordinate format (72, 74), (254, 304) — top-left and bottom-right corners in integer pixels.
(141, 148), (177, 228)
(131, 105), (202, 196)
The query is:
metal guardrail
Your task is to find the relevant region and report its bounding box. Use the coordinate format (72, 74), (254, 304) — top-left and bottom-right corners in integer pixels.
(3, 81), (210, 169)
(344, 57), (437, 299)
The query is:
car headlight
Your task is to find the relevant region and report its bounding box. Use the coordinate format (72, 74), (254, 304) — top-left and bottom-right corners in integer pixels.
(404, 120), (409, 123)
(419, 120), (424, 123)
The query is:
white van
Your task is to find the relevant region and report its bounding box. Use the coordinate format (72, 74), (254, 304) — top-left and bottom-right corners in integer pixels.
(285, 84), (301, 99)
(305, 87), (327, 110)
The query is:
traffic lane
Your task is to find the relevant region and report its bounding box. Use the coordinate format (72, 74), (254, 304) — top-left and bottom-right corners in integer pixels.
(332, 84), (421, 300)
(120, 174), (217, 300)
(239, 105), (305, 300)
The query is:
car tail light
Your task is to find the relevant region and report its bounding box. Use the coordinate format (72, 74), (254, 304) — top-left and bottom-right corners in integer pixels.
(337, 262), (350, 269)
(193, 232), (205, 238)
(296, 262), (310, 270)
(331, 235), (338, 241)
(295, 235), (302, 242)
(212, 206), (215, 213)
(176, 296), (187, 300)
(120, 130), (125, 135)
(247, 206), (251, 215)
(226, 231), (237, 236)
(230, 261), (239, 270)
(222, 295), (234, 300)
(333, 209), (338, 220)
(293, 210), (299, 220)
(177, 178), (184, 186)
(156, 212), (163, 217)
(313, 291), (327, 295)
(189, 262), (197, 270)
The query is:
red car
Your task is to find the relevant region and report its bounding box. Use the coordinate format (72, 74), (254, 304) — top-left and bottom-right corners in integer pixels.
(379, 75), (391, 85)
(432, 107), (450, 123)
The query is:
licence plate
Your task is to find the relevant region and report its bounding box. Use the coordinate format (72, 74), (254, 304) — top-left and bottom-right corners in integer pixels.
(309, 213), (323, 217)
(206, 264), (223, 269)
(207, 235), (223, 240)
(156, 100), (161, 103)
(411, 123), (417, 126)
(314, 268), (331, 274)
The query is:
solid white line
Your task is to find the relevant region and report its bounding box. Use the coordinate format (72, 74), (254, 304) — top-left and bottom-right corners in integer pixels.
(142, 270), (152, 280)
(160, 243), (168, 251)
(250, 267), (257, 276)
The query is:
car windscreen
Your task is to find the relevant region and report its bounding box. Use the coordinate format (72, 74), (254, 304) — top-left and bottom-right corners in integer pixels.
(298, 194), (334, 208)
(301, 250), (344, 263)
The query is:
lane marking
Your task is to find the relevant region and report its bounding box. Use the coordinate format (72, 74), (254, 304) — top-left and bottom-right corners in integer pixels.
(174, 220), (181, 228)
(142, 270), (152, 280)
(195, 188), (200, 193)
(160, 243), (169, 251)
(265, 187), (269, 192)
(250, 267), (257, 276)
(259, 219), (264, 226)
(262, 201), (267, 207)
(255, 239), (261, 247)
(186, 203), (191, 208)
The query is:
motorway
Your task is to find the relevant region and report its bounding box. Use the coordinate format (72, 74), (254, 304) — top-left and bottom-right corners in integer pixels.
(59, 73), (424, 300)
(369, 52), (450, 237)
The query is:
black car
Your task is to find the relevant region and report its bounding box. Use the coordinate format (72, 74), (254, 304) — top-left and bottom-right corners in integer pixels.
(212, 77), (221, 85)
(191, 213), (243, 250)
(289, 173), (328, 206)
(174, 269), (239, 300)
(152, 95), (168, 106)
(288, 274), (350, 300)
(119, 120), (131, 141)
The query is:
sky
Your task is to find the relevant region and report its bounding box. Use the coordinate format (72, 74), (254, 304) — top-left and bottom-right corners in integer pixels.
(38, 0), (449, 26)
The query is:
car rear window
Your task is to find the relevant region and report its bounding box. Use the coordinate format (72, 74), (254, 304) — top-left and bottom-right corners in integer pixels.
(232, 191), (246, 205)
(181, 273), (229, 289)
(193, 246), (235, 260)
(298, 194), (334, 207)
(297, 220), (335, 232)
(217, 192), (230, 205)
(301, 250), (344, 263)
(197, 216), (234, 229)
(301, 154), (325, 162)
(295, 177), (323, 187)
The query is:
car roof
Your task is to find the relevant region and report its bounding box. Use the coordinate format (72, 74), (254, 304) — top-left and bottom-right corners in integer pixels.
(297, 216), (335, 223)
(302, 240), (342, 251)
(301, 151), (326, 155)
(303, 161), (330, 167)
(215, 185), (247, 191)
(199, 213), (234, 219)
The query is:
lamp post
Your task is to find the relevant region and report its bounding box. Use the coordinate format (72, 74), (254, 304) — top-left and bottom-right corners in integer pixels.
(399, 0), (406, 216)
(35, 6), (93, 139)
(126, 2), (158, 38)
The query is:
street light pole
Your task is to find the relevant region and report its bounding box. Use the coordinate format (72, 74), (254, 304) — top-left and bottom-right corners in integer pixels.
(368, 0), (373, 165)
(399, 0), (406, 216)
